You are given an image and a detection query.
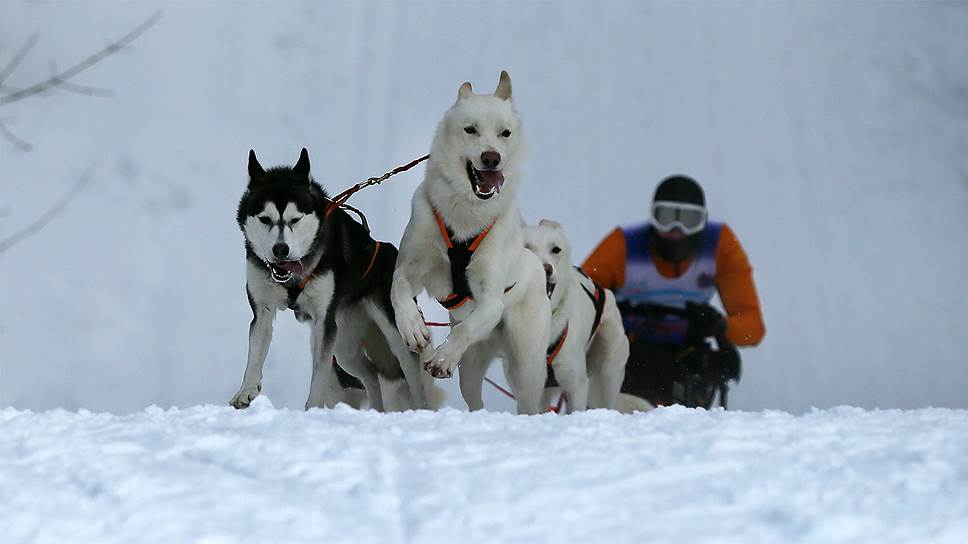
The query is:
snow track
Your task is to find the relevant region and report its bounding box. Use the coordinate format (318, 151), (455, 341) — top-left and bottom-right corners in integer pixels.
(2, 402), (966, 543)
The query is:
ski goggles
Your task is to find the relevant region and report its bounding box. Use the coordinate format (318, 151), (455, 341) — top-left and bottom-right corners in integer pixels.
(651, 200), (707, 235)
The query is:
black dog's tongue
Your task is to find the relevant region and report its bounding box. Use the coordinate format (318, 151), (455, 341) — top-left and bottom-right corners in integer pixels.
(275, 261), (304, 276)
(476, 169), (505, 193)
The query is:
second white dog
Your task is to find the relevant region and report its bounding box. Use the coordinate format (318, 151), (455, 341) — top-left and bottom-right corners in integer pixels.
(523, 220), (630, 411)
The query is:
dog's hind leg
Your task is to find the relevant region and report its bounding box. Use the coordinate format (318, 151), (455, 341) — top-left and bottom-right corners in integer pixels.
(334, 337), (384, 412)
(458, 344), (496, 411)
(586, 308), (629, 410)
(305, 309), (341, 410)
(502, 302), (550, 415)
(369, 305), (427, 410)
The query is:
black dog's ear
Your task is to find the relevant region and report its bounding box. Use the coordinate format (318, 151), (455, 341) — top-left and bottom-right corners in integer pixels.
(248, 150), (267, 183)
(293, 148), (311, 181)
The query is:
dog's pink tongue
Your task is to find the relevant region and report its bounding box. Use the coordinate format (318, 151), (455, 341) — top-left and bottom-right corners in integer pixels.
(277, 261), (304, 275)
(476, 170), (505, 192)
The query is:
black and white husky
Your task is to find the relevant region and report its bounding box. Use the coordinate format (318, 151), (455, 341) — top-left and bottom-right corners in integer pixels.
(231, 148), (431, 411)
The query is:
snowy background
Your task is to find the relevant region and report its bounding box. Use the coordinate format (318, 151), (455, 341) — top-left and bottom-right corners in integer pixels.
(1, 0), (967, 414)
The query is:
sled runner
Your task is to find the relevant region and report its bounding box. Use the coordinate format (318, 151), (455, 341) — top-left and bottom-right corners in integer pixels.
(618, 301), (741, 409)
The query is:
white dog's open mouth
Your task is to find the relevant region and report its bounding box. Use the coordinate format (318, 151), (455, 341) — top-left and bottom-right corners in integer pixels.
(466, 161), (504, 200)
(268, 260), (304, 283)
(546, 281), (556, 299)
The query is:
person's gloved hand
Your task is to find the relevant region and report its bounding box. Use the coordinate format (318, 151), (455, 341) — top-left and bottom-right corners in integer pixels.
(684, 302), (726, 341)
(717, 341), (742, 382)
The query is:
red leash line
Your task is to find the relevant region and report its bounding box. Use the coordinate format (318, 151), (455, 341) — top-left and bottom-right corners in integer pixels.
(483, 376), (516, 400)
(325, 154), (430, 217)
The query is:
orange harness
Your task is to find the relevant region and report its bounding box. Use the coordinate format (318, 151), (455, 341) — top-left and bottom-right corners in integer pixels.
(546, 324), (569, 365)
(544, 274), (608, 388)
(434, 211), (506, 311)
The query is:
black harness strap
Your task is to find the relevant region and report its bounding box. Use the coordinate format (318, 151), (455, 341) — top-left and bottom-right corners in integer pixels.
(434, 210), (496, 311)
(575, 266), (607, 340)
(544, 324), (570, 388)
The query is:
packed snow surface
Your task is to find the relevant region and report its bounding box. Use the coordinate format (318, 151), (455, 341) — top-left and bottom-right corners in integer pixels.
(2, 1), (968, 415)
(2, 402), (966, 543)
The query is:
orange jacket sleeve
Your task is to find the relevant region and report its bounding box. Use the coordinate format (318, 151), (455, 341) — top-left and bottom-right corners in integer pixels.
(582, 223), (765, 347)
(716, 224), (765, 346)
(581, 227), (627, 290)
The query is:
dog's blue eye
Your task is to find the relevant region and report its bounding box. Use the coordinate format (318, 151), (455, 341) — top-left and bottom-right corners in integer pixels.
(259, 217), (273, 226)
(464, 126), (477, 135)
(551, 247), (562, 254)
(501, 129), (511, 137)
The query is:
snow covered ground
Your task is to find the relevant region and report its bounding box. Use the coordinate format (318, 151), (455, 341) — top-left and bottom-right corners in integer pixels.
(2, 402), (966, 543)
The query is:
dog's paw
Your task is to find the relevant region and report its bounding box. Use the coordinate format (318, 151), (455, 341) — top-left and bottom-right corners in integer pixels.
(398, 307), (431, 352)
(423, 341), (461, 379)
(230, 384), (261, 409)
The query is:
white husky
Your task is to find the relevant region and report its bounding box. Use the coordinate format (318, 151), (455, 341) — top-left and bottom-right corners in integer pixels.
(391, 71), (551, 414)
(523, 220), (630, 411)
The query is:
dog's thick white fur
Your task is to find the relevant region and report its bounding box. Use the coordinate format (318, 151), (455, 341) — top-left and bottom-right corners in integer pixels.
(391, 71), (551, 414)
(523, 220), (630, 411)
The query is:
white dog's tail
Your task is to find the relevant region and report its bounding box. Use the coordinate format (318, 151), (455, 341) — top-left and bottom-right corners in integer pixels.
(614, 393), (655, 413)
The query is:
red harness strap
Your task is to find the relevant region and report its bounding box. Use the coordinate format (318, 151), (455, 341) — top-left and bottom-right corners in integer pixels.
(543, 324), (569, 404)
(360, 241), (381, 280)
(546, 324), (569, 365)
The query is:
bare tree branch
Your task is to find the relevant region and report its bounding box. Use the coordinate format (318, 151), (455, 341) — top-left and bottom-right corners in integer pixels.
(0, 122), (32, 151)
(45, 59), (114, 97)
(0, 12), (161, 106)
(0, 160), (101, 255)
(0, 32), (40, 86)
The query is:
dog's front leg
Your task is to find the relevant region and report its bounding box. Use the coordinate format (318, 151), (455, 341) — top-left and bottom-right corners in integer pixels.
(424, 295), (503, 379)
(550, 350), (590, 413)
(230, 305), (274, 409)
(306, 313), (338, 410)
(391, 260), (432, 353)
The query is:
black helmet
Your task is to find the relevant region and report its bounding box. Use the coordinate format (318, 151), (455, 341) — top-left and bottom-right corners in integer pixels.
(653, 175), (705, 207)
(650, 175), (707, 263)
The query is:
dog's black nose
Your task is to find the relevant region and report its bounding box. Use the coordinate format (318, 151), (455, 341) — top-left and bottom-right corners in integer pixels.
(543, 263), (553, 277)
(272, 243), (289, 259)
(481, 151), (501, 169)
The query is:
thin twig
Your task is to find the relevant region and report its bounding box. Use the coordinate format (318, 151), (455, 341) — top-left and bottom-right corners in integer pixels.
(0, 159), (101, 255)
(0, 122), (32, 151)
(0, 32), (40, 86)
(0, 12), (161, 106)
(53, 80), (114, 98)
(42, 60), (114, 97)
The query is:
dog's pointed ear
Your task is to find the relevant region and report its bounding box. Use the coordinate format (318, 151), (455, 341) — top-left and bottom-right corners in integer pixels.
(494, 70), (512, 101)
(458, 81), (473, 100)
(293, 147), (311, 181)
(539, 218), (562, 230)
(248, 150), (266, 183)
